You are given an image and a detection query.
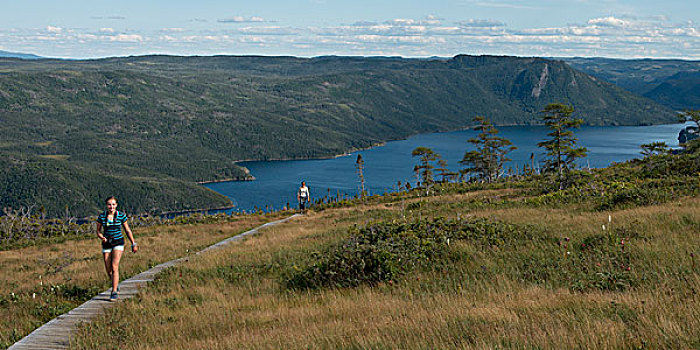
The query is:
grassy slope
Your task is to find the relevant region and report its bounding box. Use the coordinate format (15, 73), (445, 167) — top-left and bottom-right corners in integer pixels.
(66, 192), (700, 349)
(4, 147), (697, 349)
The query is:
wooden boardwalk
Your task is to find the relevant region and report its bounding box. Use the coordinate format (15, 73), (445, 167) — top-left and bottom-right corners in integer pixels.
(9, 214), (302, 350)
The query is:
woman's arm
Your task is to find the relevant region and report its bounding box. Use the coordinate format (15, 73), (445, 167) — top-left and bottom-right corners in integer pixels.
(123, 221), (138, 253)
(96, 222), (107, 243)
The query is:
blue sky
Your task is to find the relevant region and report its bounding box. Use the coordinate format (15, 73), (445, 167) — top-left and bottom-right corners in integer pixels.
(0, 0), (697, 59)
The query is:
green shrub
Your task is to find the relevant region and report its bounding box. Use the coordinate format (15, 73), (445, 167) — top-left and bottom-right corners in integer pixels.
(284, 218), (454, 290)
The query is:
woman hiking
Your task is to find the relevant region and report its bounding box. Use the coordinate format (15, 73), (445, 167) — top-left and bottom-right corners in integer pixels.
(96, 196), (138, 301)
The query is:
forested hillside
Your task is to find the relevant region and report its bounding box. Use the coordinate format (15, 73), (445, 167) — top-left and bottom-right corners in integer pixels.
(564, 57), (700, 110)
(0, 55), (676, 216)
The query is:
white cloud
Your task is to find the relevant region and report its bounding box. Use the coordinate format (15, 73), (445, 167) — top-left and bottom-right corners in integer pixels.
(240, 36), (267, 43)
(458, 19), (506, 28)
(218, 16), (266, 23)
(109, 34), (144, 42)
(235, 26), (301, 36)
(159, 35), (178, 42)
(384, 16), (442, 27)
(77, 33), (100, 40)
(4, 14), (699, 59)
(47, 26), (63, 33)
(35, 35), (59, 41)
(588, 16), (629, 27)
(353, 35), (446, 45)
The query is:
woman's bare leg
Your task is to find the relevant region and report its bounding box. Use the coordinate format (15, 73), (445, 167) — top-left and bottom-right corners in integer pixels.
(110, 249), (123, 292)
(103, 252), (113, 281)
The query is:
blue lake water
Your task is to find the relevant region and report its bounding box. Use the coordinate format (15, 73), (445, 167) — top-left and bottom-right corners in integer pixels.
(204, 123), (688, 213)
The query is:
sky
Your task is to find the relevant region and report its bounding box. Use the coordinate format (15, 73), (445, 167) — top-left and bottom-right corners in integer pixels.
(0, 0), (697, 59)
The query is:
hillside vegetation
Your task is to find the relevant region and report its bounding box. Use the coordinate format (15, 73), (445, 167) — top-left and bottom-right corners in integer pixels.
(565, 57), (700, 110)
(0, 55), (676, 216)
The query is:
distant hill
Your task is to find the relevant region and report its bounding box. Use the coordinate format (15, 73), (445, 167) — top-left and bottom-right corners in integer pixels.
(0, 50), (42, 59)
(564, 57), (700, 111)
(0, 55), (676, 217)
(644, 71), (700, 111)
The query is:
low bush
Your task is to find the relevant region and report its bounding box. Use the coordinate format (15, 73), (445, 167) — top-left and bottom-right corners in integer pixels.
(284, 217), (527, 290)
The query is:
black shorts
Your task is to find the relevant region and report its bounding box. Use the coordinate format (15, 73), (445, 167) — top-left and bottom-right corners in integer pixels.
(102, 237), (125, 252)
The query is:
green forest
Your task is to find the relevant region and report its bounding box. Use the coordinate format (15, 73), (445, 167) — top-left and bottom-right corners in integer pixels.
(564, 57), (700, 111)
(0, 55), (678, 217)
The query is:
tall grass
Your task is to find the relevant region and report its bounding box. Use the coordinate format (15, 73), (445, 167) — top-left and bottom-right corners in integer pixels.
(0, 213), (279, 348)
(69, 193), (700, 349)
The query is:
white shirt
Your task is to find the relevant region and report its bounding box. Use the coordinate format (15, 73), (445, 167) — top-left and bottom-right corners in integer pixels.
(298, 186), (309, 200)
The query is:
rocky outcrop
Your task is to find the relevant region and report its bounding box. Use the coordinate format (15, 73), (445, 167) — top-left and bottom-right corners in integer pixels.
(531, 63), (549, 98)
(679, 125), (699, 144)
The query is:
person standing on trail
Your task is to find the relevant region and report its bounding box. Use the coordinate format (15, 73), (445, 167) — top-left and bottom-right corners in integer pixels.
(96, 196), (138, 302)
(297, 181), (310, 211)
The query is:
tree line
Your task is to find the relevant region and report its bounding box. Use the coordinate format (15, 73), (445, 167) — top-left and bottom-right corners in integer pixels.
(409, 104), (700, 192)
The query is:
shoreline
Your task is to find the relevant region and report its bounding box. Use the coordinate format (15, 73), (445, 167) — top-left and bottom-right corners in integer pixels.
(199, 141), (389, 184)
(197, 121), (687, 185)
(229, 141), (389, 164)
(198, 165), (256, 184)
(198, 176), (255, 185)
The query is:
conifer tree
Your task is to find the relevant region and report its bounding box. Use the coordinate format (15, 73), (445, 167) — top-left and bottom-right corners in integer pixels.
(412, 147), (439, 187)
(536, 103), (588, 190)
(459, 116), (516, 183)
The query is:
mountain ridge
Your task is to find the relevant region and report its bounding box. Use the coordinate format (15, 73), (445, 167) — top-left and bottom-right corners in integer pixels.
(0, 50), (43, 59)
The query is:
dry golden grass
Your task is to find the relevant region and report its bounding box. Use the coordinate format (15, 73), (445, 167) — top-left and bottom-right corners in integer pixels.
(0, 214), (280, 347)
(65, 193), (700, 349)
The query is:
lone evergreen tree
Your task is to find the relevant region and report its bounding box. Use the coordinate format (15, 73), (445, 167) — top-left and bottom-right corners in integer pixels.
(459, 116), (516, 183)
(412, 146), (439, 187)
(355, 154), (366, 198)
(537, 103), (588, 190)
